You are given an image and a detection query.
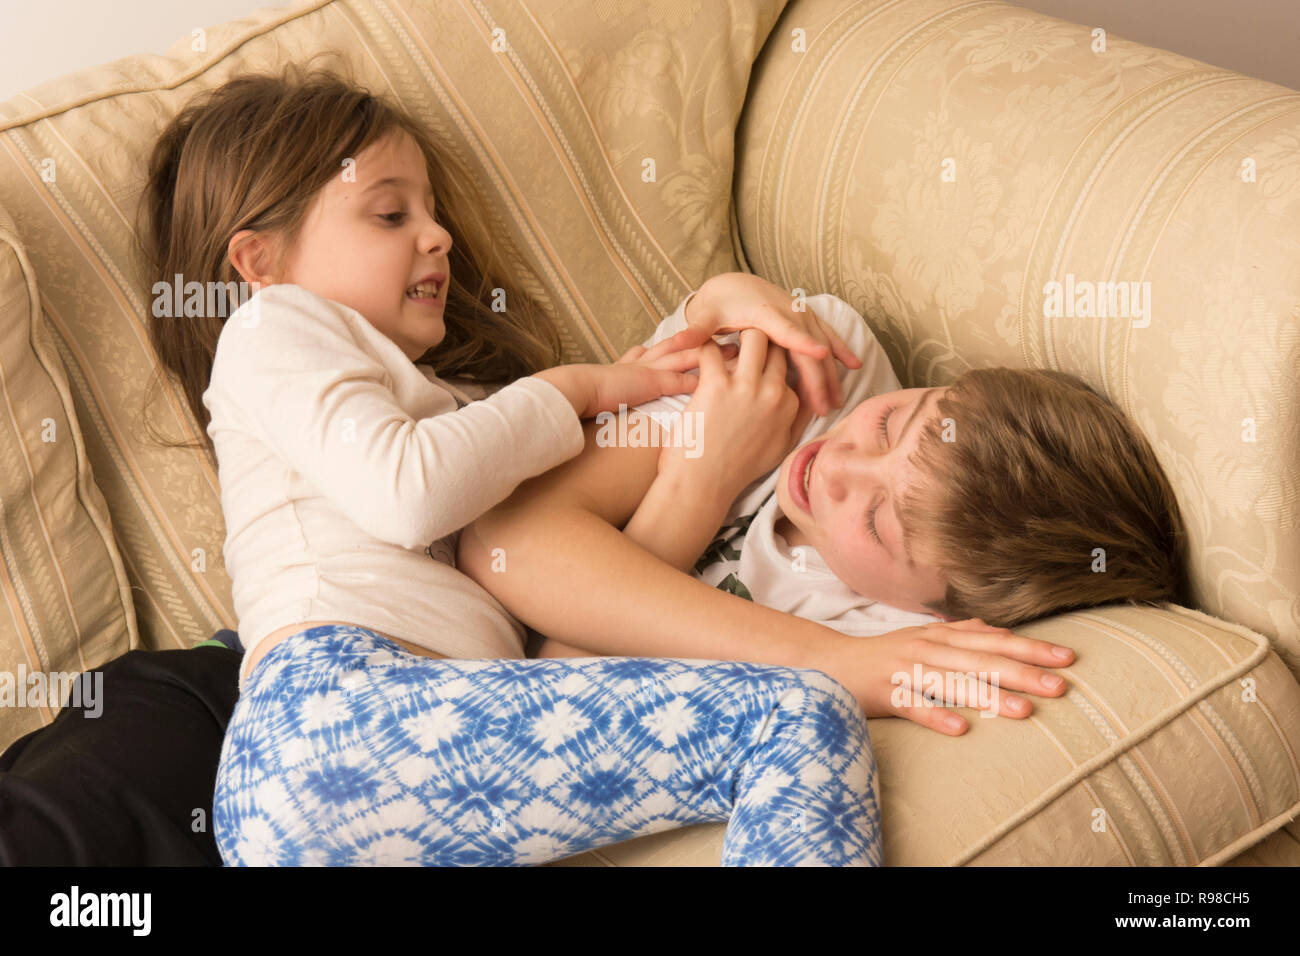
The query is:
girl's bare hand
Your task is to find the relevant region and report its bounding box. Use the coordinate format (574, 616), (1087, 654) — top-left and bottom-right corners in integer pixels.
(543, 337), (737, 420)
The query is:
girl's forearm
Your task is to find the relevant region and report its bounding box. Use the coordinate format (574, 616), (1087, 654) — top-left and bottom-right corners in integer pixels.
(459, 501), (830, 669)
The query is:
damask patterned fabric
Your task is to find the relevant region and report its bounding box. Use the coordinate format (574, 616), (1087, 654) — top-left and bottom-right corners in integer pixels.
(735, 0), (1300, 680)
(0, 0), (783, 669)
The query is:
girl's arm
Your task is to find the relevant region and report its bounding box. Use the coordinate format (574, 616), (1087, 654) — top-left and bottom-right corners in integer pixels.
(461, 331), (807, 658)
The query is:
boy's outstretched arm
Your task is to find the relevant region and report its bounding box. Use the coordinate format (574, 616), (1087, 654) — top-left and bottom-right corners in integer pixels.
(456, 414), (1078, 736)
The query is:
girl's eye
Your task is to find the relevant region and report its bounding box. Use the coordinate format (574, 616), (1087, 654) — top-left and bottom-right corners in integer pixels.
(378, 212), (407, 224)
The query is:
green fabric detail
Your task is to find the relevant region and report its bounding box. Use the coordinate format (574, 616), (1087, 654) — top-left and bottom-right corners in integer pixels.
(191, 638), (225, 650)
(690, 490), (774, 603)
(716, 573), (754, 602)
(691, 501), (765, 576)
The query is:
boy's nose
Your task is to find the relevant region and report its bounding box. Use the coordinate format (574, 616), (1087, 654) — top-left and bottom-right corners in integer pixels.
(818, 442), (887, 503)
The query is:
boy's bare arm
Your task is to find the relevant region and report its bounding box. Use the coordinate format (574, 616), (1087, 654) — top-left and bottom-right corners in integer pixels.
(458, 411), (735, 647)
(457, 416), (814, 664)
(458, 466), (824, 668)
(470, 413), (727, 567)
(456, 412), (1075, 733)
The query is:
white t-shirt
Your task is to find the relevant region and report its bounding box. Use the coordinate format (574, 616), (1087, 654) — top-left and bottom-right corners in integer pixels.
(634, 292), (943, 637)
(202, 283), (586, 682)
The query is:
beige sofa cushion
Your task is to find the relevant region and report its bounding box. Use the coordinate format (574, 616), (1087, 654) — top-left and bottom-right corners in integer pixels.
(550, 603), (1300, 865)
(0, 200), (134, 751)
(0, 0), (783, 653)
(733, 0), (1300, 682)
(1223, 820), (1300, 866)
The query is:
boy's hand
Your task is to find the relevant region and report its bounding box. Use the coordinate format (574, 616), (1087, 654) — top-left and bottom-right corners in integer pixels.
(656, 272), (862, 417)
(811, 618), (1077, 736)
(654, 331), (817, 502)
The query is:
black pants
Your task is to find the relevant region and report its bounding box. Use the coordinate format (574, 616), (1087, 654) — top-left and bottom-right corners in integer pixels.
(0, 644), (241, 866)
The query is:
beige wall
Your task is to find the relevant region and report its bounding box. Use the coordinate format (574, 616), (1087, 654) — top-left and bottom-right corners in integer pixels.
(1013, 0), (1300, 90)
(0, 0), (280, 102)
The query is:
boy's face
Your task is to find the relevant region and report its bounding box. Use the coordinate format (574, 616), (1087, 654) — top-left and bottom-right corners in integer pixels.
(276, 129), (453, 362)
(774, 386), (952, 618)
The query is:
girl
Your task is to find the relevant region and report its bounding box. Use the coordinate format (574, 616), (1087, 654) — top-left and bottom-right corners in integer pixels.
(139, 62), (897, 866)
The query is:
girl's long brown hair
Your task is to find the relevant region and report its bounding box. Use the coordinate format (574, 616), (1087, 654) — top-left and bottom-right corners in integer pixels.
(135, 56), (561, 455)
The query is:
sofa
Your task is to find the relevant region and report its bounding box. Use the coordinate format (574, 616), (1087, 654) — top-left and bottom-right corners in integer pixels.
(0, 0), (1297, 866)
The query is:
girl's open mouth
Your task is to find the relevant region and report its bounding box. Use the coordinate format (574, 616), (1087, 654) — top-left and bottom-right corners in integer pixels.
(405, 277), (445, 304)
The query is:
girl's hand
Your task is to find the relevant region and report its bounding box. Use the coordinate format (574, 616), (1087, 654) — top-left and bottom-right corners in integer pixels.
(656, 273), (863, 417)
(811, 618), (1077, 736)
(657, 330), (817, 501)
(535, 339), (727, 419)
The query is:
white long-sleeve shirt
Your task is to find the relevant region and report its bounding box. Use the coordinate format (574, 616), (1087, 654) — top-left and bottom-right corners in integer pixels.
(202, 283), (586, 682)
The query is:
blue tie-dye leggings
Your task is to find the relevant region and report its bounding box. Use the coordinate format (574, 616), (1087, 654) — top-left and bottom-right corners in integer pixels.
(212, 624), (882, 866)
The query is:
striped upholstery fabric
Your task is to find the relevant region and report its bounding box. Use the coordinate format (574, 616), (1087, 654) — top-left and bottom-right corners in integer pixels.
(722, 0), (1300, 866)
(0, 200), (135, 750)
(556, 0), (1300, 865)
(734, 0), (1300, 682)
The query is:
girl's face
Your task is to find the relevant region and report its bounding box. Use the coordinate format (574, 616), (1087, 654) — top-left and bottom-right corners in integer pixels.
(774, 386), (952, 618)
(261, 129), (453, 362)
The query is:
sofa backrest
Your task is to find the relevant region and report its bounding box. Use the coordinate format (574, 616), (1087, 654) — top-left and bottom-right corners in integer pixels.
(734, 0), (1300, 679)
(0, 198), (136, 750)
(0, 0), (783, 686)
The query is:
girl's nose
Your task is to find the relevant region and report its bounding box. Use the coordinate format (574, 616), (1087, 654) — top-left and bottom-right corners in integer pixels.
(421, 219), (453, 257)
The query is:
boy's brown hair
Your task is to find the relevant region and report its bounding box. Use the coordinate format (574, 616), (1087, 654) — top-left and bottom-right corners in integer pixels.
(899, 368), (1191, 627)
(134, 56), (561, 455)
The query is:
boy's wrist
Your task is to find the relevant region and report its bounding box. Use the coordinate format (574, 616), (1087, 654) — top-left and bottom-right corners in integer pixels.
(624, 461), (737, 574)
(683, 288), (702, 326)
(656, 457), (742, 519)
(687, 272), (758, 330)
(683, 282), (718, 330)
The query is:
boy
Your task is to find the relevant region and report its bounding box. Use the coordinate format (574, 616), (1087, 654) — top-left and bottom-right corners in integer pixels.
(458, 289), (1188, 734)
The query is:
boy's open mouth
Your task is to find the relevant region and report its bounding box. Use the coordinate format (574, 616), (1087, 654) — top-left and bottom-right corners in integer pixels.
(788, 439), (827, 516)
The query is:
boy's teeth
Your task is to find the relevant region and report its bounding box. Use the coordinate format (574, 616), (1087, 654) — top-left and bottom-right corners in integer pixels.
(407, 282), (438, 296)
(802, 457), (813, 498)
